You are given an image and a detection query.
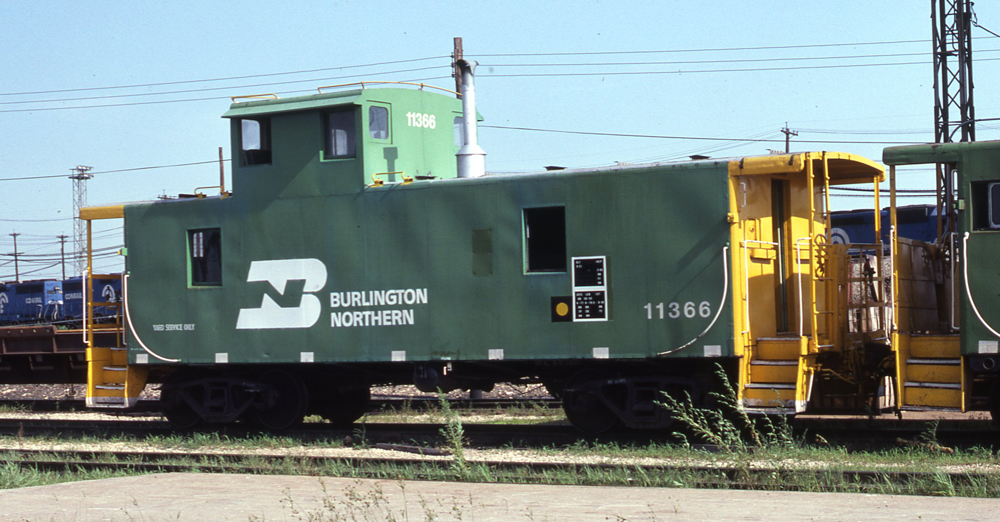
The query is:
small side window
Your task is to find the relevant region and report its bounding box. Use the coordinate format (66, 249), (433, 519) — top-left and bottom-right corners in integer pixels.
(325, 111), (356, 158)
(240, 118), (271, 166)
(369, 106), (389, 140)
(190, 229), (222, 286)
(970, 178), (1000, 230)
(524, 207), (567, 272)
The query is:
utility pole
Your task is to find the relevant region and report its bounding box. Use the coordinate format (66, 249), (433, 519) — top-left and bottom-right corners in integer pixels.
(8, 232), (21, 282)
(932, 0), (975, 247)
(452, 37), (464, 97)
(69, 165), (94, 275)
(781, 123), (798, 153)
(57, 235), (69, 280)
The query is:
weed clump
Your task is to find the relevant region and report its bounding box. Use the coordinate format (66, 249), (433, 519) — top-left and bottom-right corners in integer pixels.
(438, 391), (468, 474)
(656, 365), (795, 453)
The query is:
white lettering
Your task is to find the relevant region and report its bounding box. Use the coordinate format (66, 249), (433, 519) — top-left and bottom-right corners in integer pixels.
(324, 288), (427, 328)
(329, 309), (418, 328)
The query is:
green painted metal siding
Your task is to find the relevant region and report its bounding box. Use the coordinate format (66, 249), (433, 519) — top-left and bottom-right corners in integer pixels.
(884, 140), (1000, 355)
(123, 162), (734, 365)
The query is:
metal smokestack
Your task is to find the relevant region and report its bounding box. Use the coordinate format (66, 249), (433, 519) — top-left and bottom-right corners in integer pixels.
(456, 59), (486, 178)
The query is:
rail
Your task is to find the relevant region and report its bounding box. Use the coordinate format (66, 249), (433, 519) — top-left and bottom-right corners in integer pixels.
(962, 232), (1000, 338)
(657, 245), (729, 356)
(317, 81), (458, 96)
(230, 93), (278, 103)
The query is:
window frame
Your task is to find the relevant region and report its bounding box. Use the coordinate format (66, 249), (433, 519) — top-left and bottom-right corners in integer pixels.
(522, 206), (568, 274)
(367, 104), (391, 142)
(188, 228), (223, 287)
(320, 109), (358, 161)
(239, 117), (272, 167)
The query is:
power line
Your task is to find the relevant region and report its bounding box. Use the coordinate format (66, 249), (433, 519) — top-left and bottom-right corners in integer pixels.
(0, 72), (454, 114)
(0, 65), (450, 107)
(0, 56), (448, 97)
(0, 159), (226, 183)
(480, 49), (1000, 69)
(472, 39), (939, 57)
(481, 125), (923, 145)
(478, 57), (1000, 78)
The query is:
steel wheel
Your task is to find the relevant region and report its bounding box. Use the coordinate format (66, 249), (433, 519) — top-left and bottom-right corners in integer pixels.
(251, 370), (308, 431)
(320, 386), (371, 427)
(562, 371), (620, 434)
(161, 371), (202, 429)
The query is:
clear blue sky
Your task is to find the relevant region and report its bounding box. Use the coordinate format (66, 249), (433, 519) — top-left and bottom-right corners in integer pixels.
(2, 1), (999, 280)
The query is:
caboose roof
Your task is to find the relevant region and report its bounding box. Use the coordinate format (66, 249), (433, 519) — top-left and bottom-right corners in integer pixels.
(222, 89), (364, 118)
(883, 139), (1000, 166)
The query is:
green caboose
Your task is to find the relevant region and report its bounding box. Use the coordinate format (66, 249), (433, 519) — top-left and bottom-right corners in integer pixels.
(81, 67), (886, 431)
(883, 140), (1000, 419)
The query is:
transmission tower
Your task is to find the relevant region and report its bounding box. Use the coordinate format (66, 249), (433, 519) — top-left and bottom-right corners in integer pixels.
(931, 0), (975, 245)
(70, 165), (94, 275)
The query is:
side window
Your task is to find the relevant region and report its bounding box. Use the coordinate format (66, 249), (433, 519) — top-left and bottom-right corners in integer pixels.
(190, 229), (222, 286)
(524, 207), (567, 272)
(325, 111), (356, 158)
(368, 106), (389, 140)
(240, 118), (271, 166)
(970, 179), (1000, 230)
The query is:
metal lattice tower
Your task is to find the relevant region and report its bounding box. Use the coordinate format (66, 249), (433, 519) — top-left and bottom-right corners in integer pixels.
(932, 0), (975, 245)
(933, 0), (975, 144)
(70, 165), (93, 275)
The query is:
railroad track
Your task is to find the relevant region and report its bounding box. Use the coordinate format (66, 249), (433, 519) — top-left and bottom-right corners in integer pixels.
(0, 418), (588, 447)
(1, 414), (996, 450)
(3, 398), (997, 448)
(0, 397), (562, 414)
(3, 447), (996, 493)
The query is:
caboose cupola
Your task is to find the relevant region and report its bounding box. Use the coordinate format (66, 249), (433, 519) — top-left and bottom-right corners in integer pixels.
(222, 85), (470, 202)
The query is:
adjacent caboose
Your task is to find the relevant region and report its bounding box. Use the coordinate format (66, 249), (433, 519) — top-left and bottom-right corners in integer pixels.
(883, 140), (1000, 418)
(80, 65), (894, 431)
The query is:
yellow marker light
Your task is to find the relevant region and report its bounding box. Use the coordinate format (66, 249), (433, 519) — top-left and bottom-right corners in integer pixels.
(556, 302), (570, 317)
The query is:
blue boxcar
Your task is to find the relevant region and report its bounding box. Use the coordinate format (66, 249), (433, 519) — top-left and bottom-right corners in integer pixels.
(830, 204), (940, 245)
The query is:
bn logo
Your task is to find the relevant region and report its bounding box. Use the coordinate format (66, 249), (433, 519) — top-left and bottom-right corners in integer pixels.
(236, 259), (327, 330)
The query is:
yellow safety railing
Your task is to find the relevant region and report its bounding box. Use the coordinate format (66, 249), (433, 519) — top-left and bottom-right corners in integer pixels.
(318, 81), (458, 96)
(231, 93), (279, 103)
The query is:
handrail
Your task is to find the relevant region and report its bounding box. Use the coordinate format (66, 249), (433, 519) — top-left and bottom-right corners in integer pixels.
(123, 273), (180, 363)
(371, 171), (412, 186)
(962, 232), (1000, 338)
(193, 186), (230, 198)
(795, 237), (811, 337)
(950, 232), (960, 331)
(657, 245), (729, 356)
(231, 93), (278, 103)
(317, 81), (459, 96)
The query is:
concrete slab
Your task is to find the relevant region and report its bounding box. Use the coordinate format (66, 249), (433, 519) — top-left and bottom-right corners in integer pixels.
(2, 473), (1000, 521)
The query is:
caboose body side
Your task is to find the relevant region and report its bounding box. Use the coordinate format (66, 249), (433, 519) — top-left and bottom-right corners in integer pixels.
(80, 81), (891, 431)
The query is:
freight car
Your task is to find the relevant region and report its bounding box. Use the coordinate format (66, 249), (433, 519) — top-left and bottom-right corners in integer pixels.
(0, 277), (120, 327)
(75, 63), (905, 432)
(72, 63), (1000, 432)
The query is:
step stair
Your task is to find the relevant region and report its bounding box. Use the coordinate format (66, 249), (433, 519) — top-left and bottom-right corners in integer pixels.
(743, 337), (804, 414)
(898, 335), (962, 411)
